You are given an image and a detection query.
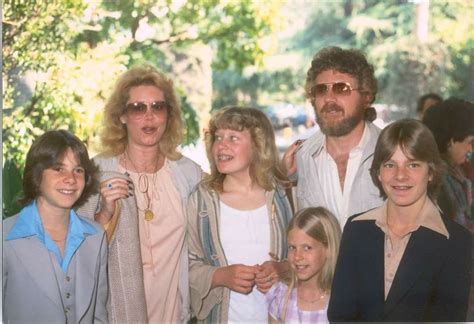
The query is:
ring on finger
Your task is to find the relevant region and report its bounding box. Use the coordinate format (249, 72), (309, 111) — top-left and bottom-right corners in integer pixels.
(107, 183), (113, 189)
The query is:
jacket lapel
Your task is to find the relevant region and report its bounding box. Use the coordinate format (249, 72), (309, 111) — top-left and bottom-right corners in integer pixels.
(363, 223), (386, 316)
(383, 228), (444, 316)
(372, 229), (386, 302)
(10, 237), (64, 309)
(74, 234), (99, 318)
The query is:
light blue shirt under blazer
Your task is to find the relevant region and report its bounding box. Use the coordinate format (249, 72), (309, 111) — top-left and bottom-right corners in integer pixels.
(6, 200), (97, 272)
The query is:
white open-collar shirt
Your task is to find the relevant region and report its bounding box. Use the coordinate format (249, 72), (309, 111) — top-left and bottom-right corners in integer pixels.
(314, 124), (370, 227)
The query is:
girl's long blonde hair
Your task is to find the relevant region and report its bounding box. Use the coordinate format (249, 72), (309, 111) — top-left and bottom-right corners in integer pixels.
(203, 106), (288, 192)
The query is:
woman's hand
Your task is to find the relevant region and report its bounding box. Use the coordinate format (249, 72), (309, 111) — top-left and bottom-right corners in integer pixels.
(255, 261), (290, 293)
(212, 264), (258, 294)
(282, 139), (304, 177)
(95, 177), (133, 225)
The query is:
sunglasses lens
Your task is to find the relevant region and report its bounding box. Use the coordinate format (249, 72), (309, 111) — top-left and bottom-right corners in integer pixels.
(312, 82), (354, 97)
(126, 101), (168, 118)
(126, 102), (147, 116)
(150, 101), (167, 112)
(333, 82), (351, 95)
(313, 84), (329, 96)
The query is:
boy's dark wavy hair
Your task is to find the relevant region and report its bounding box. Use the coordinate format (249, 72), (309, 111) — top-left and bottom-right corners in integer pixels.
(20, 130), (99, 208)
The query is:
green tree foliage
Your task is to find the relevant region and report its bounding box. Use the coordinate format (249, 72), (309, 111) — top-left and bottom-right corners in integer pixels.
(3, 1), (279, 216)
(2, 159), (23, 218)
(372, 38), (450, 113)
(3, 1), (90, 166)
(3, 1), (86, 78)
(212, 68), (304, 110)
(429, 1), (474, 101)
(253, 0), (472, 116)
(78, 0), (279, 71)
(3, 0), (277, 167)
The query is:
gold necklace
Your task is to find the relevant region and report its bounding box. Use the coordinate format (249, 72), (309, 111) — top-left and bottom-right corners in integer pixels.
(297, 289), (327, 304)
(124, 150), (159, 221)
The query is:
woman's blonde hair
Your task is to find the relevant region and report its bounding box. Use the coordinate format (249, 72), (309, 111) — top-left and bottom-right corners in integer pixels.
(282, 207), (342, 321)
(100, 65), (183, 160)
(203, 106), (288, 192)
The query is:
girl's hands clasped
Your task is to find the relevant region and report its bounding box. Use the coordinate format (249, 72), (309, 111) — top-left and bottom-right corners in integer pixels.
(255, 261), (290, 293)
(212, 264), (259, 294)
(212, 261), (290, 295)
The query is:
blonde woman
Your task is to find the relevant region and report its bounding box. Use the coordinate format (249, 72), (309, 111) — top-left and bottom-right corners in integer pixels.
(78, 65), (202, 323)
(187, 107), (293, 323)
(266, 207), (341, 323)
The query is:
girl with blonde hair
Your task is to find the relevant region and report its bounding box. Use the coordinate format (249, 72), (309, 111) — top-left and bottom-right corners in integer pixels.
(187, 106), (293, 323)
(266, 207), (341, 323)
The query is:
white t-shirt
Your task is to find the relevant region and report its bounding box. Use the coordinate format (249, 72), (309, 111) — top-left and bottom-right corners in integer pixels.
(219, 201), (270, 323)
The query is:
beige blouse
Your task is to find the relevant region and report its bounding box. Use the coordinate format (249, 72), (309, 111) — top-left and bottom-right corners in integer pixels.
(123, 160), (186, 323)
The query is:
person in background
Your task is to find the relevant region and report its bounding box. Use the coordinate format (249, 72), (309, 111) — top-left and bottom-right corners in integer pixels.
(462, 154), (474, 180)
(77, 65), (202, 323)
(328, 119), (471, 321)
(187, 107), (293, 323)
(3, 130), (107, 323)
(283, 46), (383, 228)
(266, 207), (341, 323)
(423, 98), (474, 320)
(422, 98), (474, 229)
(415, 92), (442, 120)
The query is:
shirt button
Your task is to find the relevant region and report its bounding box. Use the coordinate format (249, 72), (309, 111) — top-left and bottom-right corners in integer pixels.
(66, 293), (71, 299)
(66, 276), (71, 282)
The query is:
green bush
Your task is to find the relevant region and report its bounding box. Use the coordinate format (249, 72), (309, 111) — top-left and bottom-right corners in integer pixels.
(3, 159), (23, 219)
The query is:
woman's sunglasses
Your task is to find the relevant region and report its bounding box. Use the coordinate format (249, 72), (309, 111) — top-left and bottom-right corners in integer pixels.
(125, 101), (168, 118)
(311, 82), (362, 97)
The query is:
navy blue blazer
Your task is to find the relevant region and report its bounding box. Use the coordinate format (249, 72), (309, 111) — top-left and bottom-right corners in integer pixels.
(328, 210), (471, 322)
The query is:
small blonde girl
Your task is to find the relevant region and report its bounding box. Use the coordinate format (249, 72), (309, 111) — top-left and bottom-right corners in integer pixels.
(267, 207), (341, 323)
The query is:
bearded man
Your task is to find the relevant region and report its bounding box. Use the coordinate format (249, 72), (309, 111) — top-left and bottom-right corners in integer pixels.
(283, 47), (383, 228)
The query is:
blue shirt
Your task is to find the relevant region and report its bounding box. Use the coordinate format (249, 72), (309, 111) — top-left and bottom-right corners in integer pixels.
(6, 201), (97, 272)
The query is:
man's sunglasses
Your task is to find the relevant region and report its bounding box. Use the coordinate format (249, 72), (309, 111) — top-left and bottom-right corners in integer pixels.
(125, 101), (168, 118)
(311, 82), (362, 97)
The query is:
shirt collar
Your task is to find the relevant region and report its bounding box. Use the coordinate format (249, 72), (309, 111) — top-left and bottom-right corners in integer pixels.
(353, 198), (449, 239)
(6, 200), (97, 242)
(7, 200), (98, 273)
(6, 201), (45, 241)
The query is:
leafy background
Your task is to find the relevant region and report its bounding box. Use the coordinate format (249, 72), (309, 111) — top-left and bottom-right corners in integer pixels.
(3, 0), (473, 216)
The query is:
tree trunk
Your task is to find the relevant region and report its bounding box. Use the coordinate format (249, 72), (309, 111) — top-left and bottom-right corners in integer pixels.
(415, 1), (429, 42)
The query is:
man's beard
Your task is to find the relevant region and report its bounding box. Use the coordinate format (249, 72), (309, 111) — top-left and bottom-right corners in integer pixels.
(315, 102), (365, 137)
